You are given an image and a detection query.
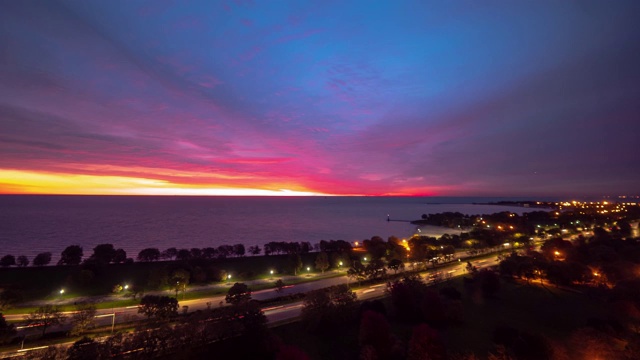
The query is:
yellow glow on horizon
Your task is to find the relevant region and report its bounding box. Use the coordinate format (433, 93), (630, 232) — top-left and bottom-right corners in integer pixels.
(0, 170), (327, 196)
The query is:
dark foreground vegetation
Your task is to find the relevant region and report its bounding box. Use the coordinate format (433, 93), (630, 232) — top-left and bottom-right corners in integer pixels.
(1, 200), (639, 358)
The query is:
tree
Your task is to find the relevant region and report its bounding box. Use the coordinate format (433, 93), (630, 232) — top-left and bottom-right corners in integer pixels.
(113, 248), (127, 264)
(138, 295), (178, 320)
(0, 289), (22, 311)
(478, 269), (501, 297)
(59, 245), (83, 266)
(69, 302), (97, 336)
(67, 337), (100, 360)
(137, 248), (161, 262)
(170, 269), (190, 298)
(288, 253), (303, 275)
(276, 345), (311, 360)
(301, 284), (357, 335)
(0, 255), (15, 267)
(176, 248), (191, 261)
(365, 259), (387, 280)
(408, 323), (447, 360)
(16, 255), (29, 267)
(226, 283), (252, 305)
(315, 252), (330, 273)
(0, 313), (16, 345)
(161, 247), (178, 260)
(233, 244), (246, 257)
(190, 248), (203, 259)
(387, 275), (428, 322)
(359, 310), (393, 359)
(465, 261), (477, 274)
(90, 244), (116, 264)
(248, 245), (262, 256)
(348, 261), (367, 285)
(25, 305), (66, 336)
(387, 258), (405, 274)
(275, 279), (286, 293)
(33, 252), (52, 266)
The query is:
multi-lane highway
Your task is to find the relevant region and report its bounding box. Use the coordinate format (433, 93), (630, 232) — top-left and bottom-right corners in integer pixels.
(4, 254), (500, 356)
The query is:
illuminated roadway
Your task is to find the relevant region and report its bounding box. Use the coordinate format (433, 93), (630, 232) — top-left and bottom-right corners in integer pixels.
(5, 254), (500, 356)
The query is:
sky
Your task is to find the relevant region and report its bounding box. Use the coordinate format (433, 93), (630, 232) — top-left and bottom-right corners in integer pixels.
(1, 0), (639, 197)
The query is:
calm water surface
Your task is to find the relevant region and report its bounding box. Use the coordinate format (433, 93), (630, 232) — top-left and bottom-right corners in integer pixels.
(0, 196), (550, 261)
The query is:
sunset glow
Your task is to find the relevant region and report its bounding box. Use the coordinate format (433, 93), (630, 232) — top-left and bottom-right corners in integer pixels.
(0, 170), (327, 196)
(1, 1), (639, 196)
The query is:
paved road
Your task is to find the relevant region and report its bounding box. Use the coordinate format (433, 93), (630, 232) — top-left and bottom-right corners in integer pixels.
(263, 256), (499, 323)
(8, 254), (500, 345)
(5, 255), (501, 356)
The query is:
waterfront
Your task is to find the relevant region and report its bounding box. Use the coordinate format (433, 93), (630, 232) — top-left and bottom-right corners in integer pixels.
(0, 196), (549, 261)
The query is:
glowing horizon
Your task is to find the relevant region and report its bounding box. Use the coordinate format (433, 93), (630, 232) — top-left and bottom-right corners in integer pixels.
(0, 170), (335, 196)
(1, 1), (639, 197)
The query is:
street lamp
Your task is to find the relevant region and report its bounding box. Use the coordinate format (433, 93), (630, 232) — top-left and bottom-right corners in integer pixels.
(339, 261), (343, 267)
(59, 289), (65, 295)
(363, 257), (367, 261)
(124, 284), (129, 290)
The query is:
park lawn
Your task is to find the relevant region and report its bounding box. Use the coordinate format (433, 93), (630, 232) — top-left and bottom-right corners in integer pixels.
(440, 277), (610, 355)
(0, 252), (324, 301)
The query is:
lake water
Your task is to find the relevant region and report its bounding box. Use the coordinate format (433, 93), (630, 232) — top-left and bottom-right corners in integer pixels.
(0, 196), (552, 261)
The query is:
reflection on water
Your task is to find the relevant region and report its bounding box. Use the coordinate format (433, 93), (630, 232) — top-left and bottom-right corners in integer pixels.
(0, 195), (549, 261)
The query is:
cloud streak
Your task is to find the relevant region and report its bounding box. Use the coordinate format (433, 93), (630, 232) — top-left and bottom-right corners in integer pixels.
(1, 0), (639, 196)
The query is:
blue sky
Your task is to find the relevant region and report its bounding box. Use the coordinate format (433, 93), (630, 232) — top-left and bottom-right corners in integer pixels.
(1, 0), (639, 196)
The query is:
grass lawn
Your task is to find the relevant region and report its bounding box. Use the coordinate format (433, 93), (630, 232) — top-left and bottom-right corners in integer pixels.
(0, 253), (328, 302)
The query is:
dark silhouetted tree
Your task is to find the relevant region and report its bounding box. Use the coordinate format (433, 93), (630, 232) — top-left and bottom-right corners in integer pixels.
(0, 290), (22, 311)
(276, 345), (311, 360)
(69, 302), (97, 336)
(137, 248), (161, 262)
(176, 248), (191, 261)
(59, 245), (83, 266)
(0, 313), (16, 345)
(387, 258), (404, 274)
(0, 255), (15, 268)
(138, 295), (178, 320)
(67, 336), (100, 360)
(33, 252), (52, 266)
(288, 253), (303, 275)
(161, 247), (178, 260)
(301, 284), (357, 335)
(315, 252), (330, 273)
(248, 245), (262, 255)
(233, 244), (246, 257)
(170, 269), (190, 298)
(16, 255), (29, 267)
(348, 260), (367, 285)
(113, 248), (127, 264)
(25, 305), (66, 336)
(226, 283), (252, 305)
(408, 323), (447, 360)
(359, 310), (393, 359)
(89, 244), (116, 264)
